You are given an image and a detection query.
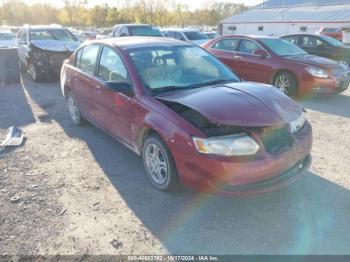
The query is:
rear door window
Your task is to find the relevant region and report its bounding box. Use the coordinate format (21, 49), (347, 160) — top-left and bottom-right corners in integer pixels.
(300, 36), (322, 47)
(212, 38), (238, 51)
(283, 35), (299, 45)
(79, 44), (100, 75)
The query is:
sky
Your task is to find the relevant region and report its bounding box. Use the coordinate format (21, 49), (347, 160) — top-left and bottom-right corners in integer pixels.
(25, 0), (263, 10)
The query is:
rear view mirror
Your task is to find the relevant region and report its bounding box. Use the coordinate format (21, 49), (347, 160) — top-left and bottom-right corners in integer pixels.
(106, 81), (133, 96)
(254, 49), (268, 58)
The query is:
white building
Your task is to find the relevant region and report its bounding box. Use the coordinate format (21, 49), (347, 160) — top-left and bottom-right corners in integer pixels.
(219, 0), (350, 37)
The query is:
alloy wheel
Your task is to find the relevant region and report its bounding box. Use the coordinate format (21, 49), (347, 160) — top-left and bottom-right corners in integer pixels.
(68, 94), (80, 123)
(144, 143), (168, 185)
(275, 74), (290, 95)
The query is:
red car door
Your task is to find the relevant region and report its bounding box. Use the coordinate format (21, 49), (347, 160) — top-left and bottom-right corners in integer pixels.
(71, 44), (101, 121)
(94, 45), (134, 144)
(235, 39), (274, 84)
(208, 38), (244, 77)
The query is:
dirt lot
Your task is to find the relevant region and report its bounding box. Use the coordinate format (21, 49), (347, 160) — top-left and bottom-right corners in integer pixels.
(1, 75), (350, 255)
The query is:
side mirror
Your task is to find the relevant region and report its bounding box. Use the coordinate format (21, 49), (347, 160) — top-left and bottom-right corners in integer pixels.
(254, 49), (268, 58)
(106, 81), (133, 96)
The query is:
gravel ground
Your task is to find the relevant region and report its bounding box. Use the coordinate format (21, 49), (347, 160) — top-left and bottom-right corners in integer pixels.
(0, 75), (350, 255)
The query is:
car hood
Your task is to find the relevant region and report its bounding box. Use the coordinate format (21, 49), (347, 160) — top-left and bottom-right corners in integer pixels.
(0, 40), (16, 47)
(31, 40), (80, 52)
(157, 82), (303, 127)
(285, 54), (338, 68)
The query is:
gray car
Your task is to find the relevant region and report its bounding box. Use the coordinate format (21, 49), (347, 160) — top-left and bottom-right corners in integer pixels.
(16, 24), (80, 82)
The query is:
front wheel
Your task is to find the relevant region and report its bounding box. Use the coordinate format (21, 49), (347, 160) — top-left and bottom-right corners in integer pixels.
(142, 134), (180, 192)
(274, 72), (298, 97)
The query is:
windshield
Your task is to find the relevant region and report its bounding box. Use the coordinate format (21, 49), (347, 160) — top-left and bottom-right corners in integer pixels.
(30, 29), (78, 41)
(128, 45), (239, 93)
(260, 38), (307, 56)
(183, 31), (208, 41)
(319, 35), (344, 47)
(0, 32), (15, 40)
(129, 26), (162, 37)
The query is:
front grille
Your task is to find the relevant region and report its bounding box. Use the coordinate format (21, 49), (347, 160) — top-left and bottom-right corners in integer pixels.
(261, 126), (293, 155)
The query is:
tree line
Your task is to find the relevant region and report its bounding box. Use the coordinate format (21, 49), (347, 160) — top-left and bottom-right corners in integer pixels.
(0, 0), (247, 28)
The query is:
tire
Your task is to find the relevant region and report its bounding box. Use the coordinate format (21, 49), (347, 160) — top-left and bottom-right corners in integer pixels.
(29, 62), (43, 82)
(273, 72), (298, 97)
(66, 91), (84, 125)
(142, 134), (180, 192)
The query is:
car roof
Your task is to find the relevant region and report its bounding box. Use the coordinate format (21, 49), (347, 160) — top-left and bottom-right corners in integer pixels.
(281, 33), (321, 37)
(166, 28), (200, 32)
(114, 24), (151, 27)
(85, 36), (193, 49)
(23, 24), (65, 30)
(216, 35), (279, 40)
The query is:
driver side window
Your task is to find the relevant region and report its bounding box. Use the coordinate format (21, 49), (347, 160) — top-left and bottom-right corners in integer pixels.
(98, 46), (128, 82)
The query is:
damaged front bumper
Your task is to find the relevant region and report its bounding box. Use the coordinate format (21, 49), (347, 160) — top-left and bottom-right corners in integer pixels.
(29, 48), (73, 75)
(172, 121), (312, 196)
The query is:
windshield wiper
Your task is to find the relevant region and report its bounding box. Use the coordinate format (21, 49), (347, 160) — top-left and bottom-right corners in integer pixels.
(187, 78), (236, 88)
(151, 85), (191, 94)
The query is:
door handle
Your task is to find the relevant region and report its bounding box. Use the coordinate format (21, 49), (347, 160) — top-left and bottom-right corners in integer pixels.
(234, 55), (243, 60)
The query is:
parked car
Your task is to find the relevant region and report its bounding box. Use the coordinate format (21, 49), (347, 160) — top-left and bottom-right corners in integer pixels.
(203, 35), (350, 97)
(165, 28), (209, 45)
(60, 37), (312, 195)
(202, 31), (218, 39)
(317, 27), (342, 41)
(80, 31), (97, 41)
(0, 30), (16, 47)
(112, 24), (162, 37)
(17, 24), (80, 82)
(282, 34), (350, 68)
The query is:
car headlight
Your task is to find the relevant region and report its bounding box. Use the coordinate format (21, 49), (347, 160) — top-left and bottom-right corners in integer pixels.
(192, 134), (260, 156)
(290, 112), (306, 133)
(305, 65), (328, 78)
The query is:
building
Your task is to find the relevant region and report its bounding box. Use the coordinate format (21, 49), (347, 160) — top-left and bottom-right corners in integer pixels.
(219, 0), (350, 36)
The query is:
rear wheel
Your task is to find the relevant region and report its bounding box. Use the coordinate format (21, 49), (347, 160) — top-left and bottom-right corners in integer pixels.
(67, 91), (84, 125)
(142, 134), (180, 191)
(274, 72), (298, 97)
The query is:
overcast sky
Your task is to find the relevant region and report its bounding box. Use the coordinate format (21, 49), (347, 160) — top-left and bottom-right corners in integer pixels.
(26, 0), (263, 10)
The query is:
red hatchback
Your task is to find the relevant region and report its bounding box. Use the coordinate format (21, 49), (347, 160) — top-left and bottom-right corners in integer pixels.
(61, 37), (312, 195)
(203, 35), (350, 97)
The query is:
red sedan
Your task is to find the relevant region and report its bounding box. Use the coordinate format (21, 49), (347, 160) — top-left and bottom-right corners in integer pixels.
(202, 35), (350, 97)
(61, 37), (312, 195)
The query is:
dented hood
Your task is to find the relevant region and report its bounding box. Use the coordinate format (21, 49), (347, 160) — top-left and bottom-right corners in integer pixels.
(157, 82), (303, 127)
(31, 40), (80, 52)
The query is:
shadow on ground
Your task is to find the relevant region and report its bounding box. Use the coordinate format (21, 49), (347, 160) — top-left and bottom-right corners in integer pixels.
(22, 76), (350, 254)
(0, 82), (35, 128)
(300, 93), (350, 118)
